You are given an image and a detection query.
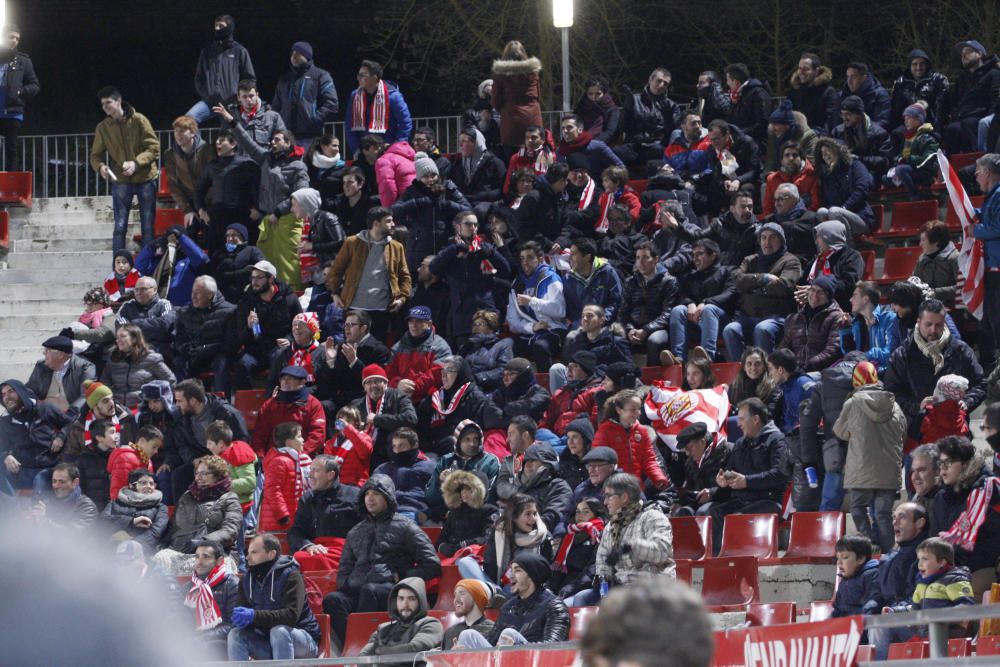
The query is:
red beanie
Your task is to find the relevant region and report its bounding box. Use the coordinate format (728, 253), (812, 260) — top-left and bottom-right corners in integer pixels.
(362, 364), (388, 384)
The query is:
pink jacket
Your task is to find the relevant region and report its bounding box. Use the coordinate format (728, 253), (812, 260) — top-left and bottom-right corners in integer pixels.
(376, 141), (417, 207)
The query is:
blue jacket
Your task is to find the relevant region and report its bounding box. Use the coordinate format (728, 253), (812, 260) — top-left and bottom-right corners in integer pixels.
(345, 81), (413, 155)
(237, 555), (320, 640)
(839, 305), (900, 372)
(563, 257), (624, 327)
(833, 558), (881, 617)
(973, 184), (1000, 268)
(877, 531), (926, 607)
(840, 76), (892, 129)
(271, 61), (339, 139)
(819, 158), (875, 227)
(373, 450), (436, 517)
(570, 139), (624, 179)
(135, 232), (209, 307)
(779, 373), (817, 433)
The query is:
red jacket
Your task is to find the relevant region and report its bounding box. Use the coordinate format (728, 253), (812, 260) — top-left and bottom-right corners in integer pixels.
(592, 419), (671, 490)
(540, 378), (602, 435)
(386, 332), (451, 405)
(325, 423), (373, 487)
(251, 393), (327, 456)
(762, 160), (821, 216)
(259, 448), (301, 532)
(106, 446), (153, 500)
(911, 400), (970, 454)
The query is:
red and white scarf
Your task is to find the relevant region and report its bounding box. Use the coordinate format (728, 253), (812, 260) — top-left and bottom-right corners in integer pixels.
(466, 235), (497, 275)
(185, 563), (228, 631)
(299, 220), (319, 285)
(577, 177), (596, 210)
(809, 250), (834, 280)
(553, 518), (604, 572)
(278, 447), (313, 506)
(595, 189), (622, 233)
(365, 394), (385, 441)
(516, 146), (554, 175)
(84, 409), (121, 446)
(940, 476), (1000, 551)
(430, 382), (471, 427)
(104, 269), (140, 303)
(240, 101), (260, 124)
(351, 80), (390, 134)
(289, 341), (319, 383)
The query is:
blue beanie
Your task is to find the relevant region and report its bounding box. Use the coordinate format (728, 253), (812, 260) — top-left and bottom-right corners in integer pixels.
(291, 41), (313, 60)
(768, 99), (795, 125)
(226, 223), (248, 242)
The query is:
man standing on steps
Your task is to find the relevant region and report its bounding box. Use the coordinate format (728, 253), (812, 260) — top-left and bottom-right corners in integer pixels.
(0, 24), (40, 171)
(90, 86), (160, 252)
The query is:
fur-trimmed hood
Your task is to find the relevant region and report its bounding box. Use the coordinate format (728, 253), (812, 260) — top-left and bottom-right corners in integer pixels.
(492, 56), (542, 76)
(790, 65), (833, 90)
(953, 448), (991, 493)
(442, 469), (486, 510)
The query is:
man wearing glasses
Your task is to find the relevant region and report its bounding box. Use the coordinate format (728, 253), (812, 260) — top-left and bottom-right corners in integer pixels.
(345, 60), (413, 158)
(116, 277), (174, 355)
(315, 310), (391, 414)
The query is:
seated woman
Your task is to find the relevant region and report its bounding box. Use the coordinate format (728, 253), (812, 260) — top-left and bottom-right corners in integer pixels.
(682, 354), (716, 391)
(102, 468), (170, 554)
(462, 309), (514, 393)
(726, 347), (782, 440)
(63, 286), (117, 375)
(436, 470), (499, 561)
(593, 390), (673, 498)
(550, 497), (607, 602)
(814, 137), (876, 237)
(100, 324), (176, 409)
(914, 220), (959, 306)
(152, 454), (242, 574)
(558, 416), (595, 490)
(418, 356), (505, 457)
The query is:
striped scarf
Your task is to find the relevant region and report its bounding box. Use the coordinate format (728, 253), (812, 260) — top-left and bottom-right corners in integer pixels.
(431, 383), (471, 427)
(939, 476), (1000, 551)
(278, 447), (313, 507)
(185, 562), (227, 631)
(595, 188), (622, 233)
(364, 394), (385, 442)
(466, 235), (496, 275)
(104, 269), (140, 303)
(84, 410), (121, 446)
(553, 518), (604, 572)
(351, 80), (390, 134)
(289, 341), (319, 383)
(577, 177), (596, 210)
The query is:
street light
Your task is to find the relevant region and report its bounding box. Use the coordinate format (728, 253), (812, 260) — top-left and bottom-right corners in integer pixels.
(552, 0), (573, 112)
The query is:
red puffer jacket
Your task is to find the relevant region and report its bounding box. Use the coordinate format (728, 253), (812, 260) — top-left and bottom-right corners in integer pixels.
(251, 393), (327, 456)
(540, 377), (602, 435)
(592, 419), (671, 490)
(324, 423), (373, 487)
(107, 446), (153, 500)
(259, 448), (302, 532)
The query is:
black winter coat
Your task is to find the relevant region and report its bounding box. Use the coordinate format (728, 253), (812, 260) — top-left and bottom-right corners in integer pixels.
(678, 441), (733, 509)
(674, 261), (739, 312)
(331, 192), (373, 237)
(621, 85), (680, 145)
(840, 76), (892, 128)
(418, 381), (505, 454)
(701, 78), (772, 146)
(449, 151), (507, 205)
(309, 210), (346, 266)
(560, 327), (632, 370)
(491, 372), (550, 423)
(787, 66), (839, 133)
(697, 127), (761, 215)
(619, 270), (679, 334)
(718, 421), (788, 504)
(352, 389), (418, 468)
(194, 154), (259, 212)
(436, 502), (500, 557)
(462, 334), (514, 393)
(228, 281), (303, 360)
(489, 588), (570, 644)
(0, 381), (72, 470)
(117, 296), (174, 346)
(172, 292), (236, 365)
(557, 449), (586, 491)
(679, 213), (759, 268)
(314, 335), (392, 407)
(429, 239), (513, 338)
(171, 395), (249, 467)
(818, 159), (875, 229)
(802, 246), (865, 310)
(210, 243), (265, 304)
(288, 482), (363, 551)
(516, 177), (569, 249)
(271, 62), (339, 139)
(392, 179), (471, 263)
(890, 51), (950, 130)
(76, 444), (113, 510)
(194, 39), (255, 106)
(0, 50), (39, 115)
(952, 55), (1000, 121)
(520, 467), (574, 535)
(830, 120), (893, 180)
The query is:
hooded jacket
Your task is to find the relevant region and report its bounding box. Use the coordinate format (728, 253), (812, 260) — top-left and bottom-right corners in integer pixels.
(436, 469), (500, 556)
(564, 257), (624, 326)
(338, 474), (441, 592)
(0, 380), (73, 469)
(621, 84), (680, 145)
(26, 355), (96, 416)
(360, 577), (443, 662)
(374, 447), (436, 516)
(929, 450), (1000, 571)
(90, 102), (159, 184)
(895, 123), (941, 175)
(449, 127), (507, 205)
(520, 444), (575, 533)
(194, 36), (254, 106)
(834, 383), (906, 489)
(734, 248), (803, 318)
(288, 481), (362, 551)
(490, 364), (550, 422)
(788, 65), (839, 133)
(840, 74), (892, 128)
(491, 57), (543, 147)
(134, 231), (210, 308)
(272, 60), (339, 139)
(229, 118), (309, 216)
(426, 423), (501, 519)
(346, 80), (413, 154)
(236, 555), (320, 640)
(375, 141), (416, 208)
(540, 374), (602, 436)
(890, 50), (950, 129)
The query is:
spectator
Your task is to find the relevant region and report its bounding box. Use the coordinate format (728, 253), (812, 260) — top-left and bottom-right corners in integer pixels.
(504, 126), (558, 194)
(102, 468), (170, 554)
(324, 407), (373, 487)
(135, 225), (210, 308)
(507, 241), (567, 369)
(411, 127), (451, 175)
(555, 305), (630, 391)
(551, 498), (607, 601)
(436, 469), (499, 558)
(450, 126), (507, 217)
(375, 140), (416, 207)
(841, 62), (892, 128)
(61, 379), (135, 461)
(386, 305), (453, 407)
(493, 416), (536, 503)
(354, 134), (386, 202)
(672, 423), (732, 517)
(265, 311), (323, 393)
(104, 250), (141, 307)
(619, 240), (678, 361)
(540, 351), (603, 436)
(974, 154), (1000, 370)
(491, 41), (543, 155)
(163, 115), (216, 232)
(288, 455), (362, 572)
(516, 442), (572, 534)
(373, 427), (435, 520)
(666, 238), (738, 363)
(227, 533), (321, 661)
(800, 220), (865, 309)
(616, 67), (679, 166)
(835, 361), (906, 553)
(662, 110), (710, 180)
(572, 446), (619, 509)
(783, 275), (844, 372)
(346, 59), (413, 156)
(62, 287), (116, 371)
(464, 79), (501, 151)
(271, 42), (339, 145)
(315, 310), (391, 413)
(323, 474), (441, 647)
(259, 421), (312, 533)
(830, 95), (893, 182)
(516, 164), (572, 250)
(915, 375), (970, 446)
(814, 138), (877, 236)
(75, 418), (117, 508)
(558, 416), (594, 491)
(787, 52), (839, 134)
(359, 578), (443, 661)
(563, 238), (624, 329)
(575, 75), (622, 145)
(682, 354), (716, 390)
(205, 419), (257, 509)
(557, 114), (624, 182)
(831, 534), (881, 618)
(461, 490), (552, 587)
(25, 336), (96, 416)
(945, 41), (999, 153)
(29, 463), (98, 529)
(767, 347), (818, 434)
(195, 131), (260, 245)
(727, 347), (782, 419)
(462, 310), (515, 394)
(763, 141), (820, 217)
(441, 580), (495, 649)
(763, 182), (820, 272)
(90, 86), (160, 252)
(885, 103), (940, 198)
(594, 389), (672, 496)
(914, 221), (960, 306)
(0, 24), (39, 170)
(889, 49), (950, 135)
(115, 276), (173, 353)
(154, 454), (242, 574)
(0, 379), (72, 497)
(910, 443), (941, 513)
(884, 299), (985, 429)
(878, 502), (929, 607)
(725, 224), (802, 360)
(171, 275), (235, 396)
(293, 188), (345, 289)
(188, 540), (240, 658)
(107, 425), (163, 500)
(304, 134), (345, 204)
(839, 280), (900, 373)
(427, 419), (500, 522)
(710, 62), (772, 147)
(101, 324), (175, 409)
(188, 15), (254, 123)
(701, 397), (787, 551)
(252, 366), (326, 456)
(352, 364), (418, 471)
(679, 189), (758, 270)
(695, 120), (760, 217)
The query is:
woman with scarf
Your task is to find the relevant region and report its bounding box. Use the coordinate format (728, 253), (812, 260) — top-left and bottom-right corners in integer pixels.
(259, 421), (312, 532)
(914, 220), (960, 307)
(463, 310), (515, 393)
(100, 324), (176, 409)
(418, 356), (505, 457)
(574, 75), (622, 145)
(552, 498), (607, 602)
(102, 468), (170, 554)
(458, 492), (553, 590)
(153, 454), (242, 574)
(305, 134), (345, 204)
(814, 137), (876, 236)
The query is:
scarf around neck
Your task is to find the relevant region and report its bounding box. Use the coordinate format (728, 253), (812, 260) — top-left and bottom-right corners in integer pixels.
(914, 325), (950, 373)
(188, 476), (231, 503)
(117, 486), (163, 508)
(431, 382), (472, 427)
(607, 500), (643, 548)
(289, 341), (319, 383)
(352, 80), (390, 133)
(185, 562), (228, 631)
(553, 517), (604, 572)
(495, 518), (550, 586)
(465, 235), (497, 275)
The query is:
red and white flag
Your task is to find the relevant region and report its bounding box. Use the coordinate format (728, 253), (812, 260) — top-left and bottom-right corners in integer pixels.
(643, 382), (729, 452)
(937, 149), (984, 319)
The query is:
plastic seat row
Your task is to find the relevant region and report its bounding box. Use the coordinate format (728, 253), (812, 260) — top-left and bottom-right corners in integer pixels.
(672, 512), (844, 565)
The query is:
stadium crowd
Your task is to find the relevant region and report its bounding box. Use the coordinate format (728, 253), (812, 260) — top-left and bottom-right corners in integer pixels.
(4, 14), (1000, 661)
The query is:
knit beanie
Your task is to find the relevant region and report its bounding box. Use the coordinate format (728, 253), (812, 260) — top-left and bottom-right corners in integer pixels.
(903, 103), (926, 123)
(768, 99), (795, 125)
(512, 552), (551, 587)
(851, 361), (879, 388)
(291, 41), (313, 61)
(414, 152), (439, 179)
(292, 188), (322, 219)
(571, 350), (599, 377)
(757, 222), (787, 245)
(840, 95), (865, 114)
(225, 223), (249, 242)
(84, 380), (113, 410)
(477, 79), (494, 99)
(456, 579), (491, 611)
(565, 416), (595, 447)
(604, 362), (638, 390)
(362, 364), (388, 384)
(934, 374), (969, 403)
(113, 249), (134, 271)
(811, 274), (838, 303)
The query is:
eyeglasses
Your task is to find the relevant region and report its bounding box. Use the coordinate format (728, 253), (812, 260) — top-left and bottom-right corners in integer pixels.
(938, 458), (959, 467)
(604, 491), (623, 499)
(586, 463), (612, 470)
(194, 470), (215, 478)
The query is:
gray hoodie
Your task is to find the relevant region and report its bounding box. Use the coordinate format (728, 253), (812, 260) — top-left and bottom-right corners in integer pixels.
(359, 576), (444, 664)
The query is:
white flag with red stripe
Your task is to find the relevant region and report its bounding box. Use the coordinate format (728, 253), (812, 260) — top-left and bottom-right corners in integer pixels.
(937, 150), (984, 319)
(643, 382), (729, 452)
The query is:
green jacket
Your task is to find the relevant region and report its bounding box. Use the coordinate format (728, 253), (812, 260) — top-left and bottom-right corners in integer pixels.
(90, 103), (160, 184)
(899, 123), (940, 173)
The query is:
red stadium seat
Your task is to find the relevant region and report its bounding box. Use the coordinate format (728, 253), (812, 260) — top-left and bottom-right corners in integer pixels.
(945, 194), (983, 231)
(535, 373), (549, 389)
(0, 171), (32, 208)
(0, 210), (8, 249)
(422, 526), (442, 544)
(701, 556), (759, 612)
(432, 565), (462, 611)
(629, 179), (648, 195)
(158, 165), (172, 200)
(154, 208), (185, 237)
(950, 151), (983, 171)
(856, 645), (875, 662)
(316, 613), (333, 658)
(746, 601), (796, 627)
(675, 558), (693, 584)
(641, 365), (683, 387)
(887, 641), (929, 660)
(669, 515), (712, 562)
(948, 638), (972, 656)
(809, 600), (833, 622)
(877, 247), (923, 285)
(342, 611), (390, 657)
(860, 250), (875, 281)
(718, 513), (778, 560)
(978, 635), (1000, 655)
(711, 362), (741, 387)
(233, 389), (267, 432)
(304, 570), (338, 615)
(879, 199), (938, 239)
(568, 606), (599, 640)
(779, 511), (845, 565)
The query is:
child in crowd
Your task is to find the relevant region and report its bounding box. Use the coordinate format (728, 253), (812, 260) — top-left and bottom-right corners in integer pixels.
(258, 422), (312, 532)
(831, 534), (880, 618)
(107, 425), (164, 500)
(916, 374), (971, 446)
(324, 405), (373, 487)
(103, 250), (141, 305)
(205, 420), (258, 511)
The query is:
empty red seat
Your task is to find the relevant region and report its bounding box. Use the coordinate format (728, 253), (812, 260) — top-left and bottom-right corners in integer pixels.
(860, 250), (875, 281)
(303, 570), (338, 615)
(779, 511), (845, 565)
(0, 210), (8, 249)
(978, 635), (1000, 655)
(877, 246), (923, 285)
(945, 194), (983, 230)
(432, 564), (462, 610)
(233, 389), (266, 432)
(154, 208), (185, 237)
(880, 199), (938, 239)
(316, 613), (332, 658)
(342, 611), (390, 657)
(718, 513), (778, 560)
(746, 601), (796, 626)
(711, 362), (741, 387)
(948, 637), (972, 656)
(950, 151), (984, 171)
(669, 515), (712, 561)
(675, 558), (693, 584)
(701, 556), (759, 612)
(568, 606), (599, 640)
(641, 365), (683, 387)
(0, 171), (32, 208)
(887, 641), (929, 660)
(872, 204), (885, 232)
(808, 600), (833, 622)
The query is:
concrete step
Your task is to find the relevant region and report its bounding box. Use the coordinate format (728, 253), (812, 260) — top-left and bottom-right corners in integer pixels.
(0, 281), (95, 299)
(0, 312), (80, 331)
(7, 250), (112, 271)
(0, 296), (84, 316)
(0, 328), (65, 348)
(32, 196), (115, 215)
(0, 266), (105, 285)
(13, 220), (128, 241)
(0, 346), (43, 365)
(0, 362), (39, 382)
(12, 237), (115, 252)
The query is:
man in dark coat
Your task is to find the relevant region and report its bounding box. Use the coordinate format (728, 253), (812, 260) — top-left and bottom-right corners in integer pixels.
(0, 379), (73, 496)
(614, 68), (680, 166)
(787, 52), (839, 134)
(491, 357), (551, 424)
(314, 310), (391, 413)
(116, 276), (174, 353)
(889, 49), (950, 134)
(840, 63), (892, 129)
(831, 96), (894, 182)
(188, 15), (255, 123)
(519, 443), (574, 535)
(192, 540), (240, 658)
(288, 455), (362, 571)
(271, 42), (339, 144)
(695, 120), (761, 217)
(209, 223), (265, 303)
(172, 275), (236, 395)
(666, 238), (738, 362)
(876, 502), (929, 607)
(25, 336), (96, 417)
(516, 164), (571, 250)
(679, 188), (758, 268)
(699, 63), (772, 149)
(946, 41), (1000, 153)
(352, 364), (419, 471)
(619, 240), (679, 360)
(450, 126), (507, 219)
(195, 132), (260, 244)
(0, 24), (40, 170)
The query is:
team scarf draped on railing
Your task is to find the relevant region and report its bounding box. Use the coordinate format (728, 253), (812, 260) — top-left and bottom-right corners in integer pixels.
(936, 150), (984, 319)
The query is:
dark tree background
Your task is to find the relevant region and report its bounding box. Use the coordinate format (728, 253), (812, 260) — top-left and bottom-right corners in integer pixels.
(14, 0), (1000, 135)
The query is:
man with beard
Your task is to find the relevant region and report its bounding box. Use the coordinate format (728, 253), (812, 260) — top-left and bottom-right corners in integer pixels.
(0, 380), (73, 496)
(679, 188), (758, 268)
(441, 580), (495, 649)
(187, 15), (255, 124)
(619, 240), (679, 361)
(271, 41), (338, 146)
(946, 40), (1000, 153)
(60, 379), (136, 462)
(557, 114), (623, 182)
(352, 364), (418, 471)
(840, 62), (891, 129)
(0, 24), (39, 170)
(787, 52), (839, 134)
(698, 118), (761, 218)
(763, 141), (820, 216)
(830, 96), (893, 182)
(315, 310), (391, 413)
(251, 366), (326, 456)
(889, 50), (950, 138)
(189, 540), (240, 658)
(614, 68), (680, 166)
(359, 578), (443, 661)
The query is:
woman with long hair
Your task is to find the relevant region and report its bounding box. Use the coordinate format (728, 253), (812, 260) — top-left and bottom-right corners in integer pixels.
(593, 390), (672, 495)
(491, 40), (543, 157)
(100, 323), (176, 408)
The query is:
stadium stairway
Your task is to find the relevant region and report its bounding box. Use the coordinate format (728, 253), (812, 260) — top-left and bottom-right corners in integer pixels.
(0, 196), (122, 381)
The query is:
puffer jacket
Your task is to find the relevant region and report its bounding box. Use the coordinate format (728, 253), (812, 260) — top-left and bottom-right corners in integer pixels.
(259, 447), (305, 531)
(251, 392), (327, 456)
(700, 78), (772, 146)
(106, 446), (153, 500)
(230, 118), (308, 216)
(134, 231), (210, 308)
(271, 61), (339, 139)
(540, 375), (602, 435)
(337, 475), (441, 592)
(895, 123), (940, 175)
(840, 75), (892, 128)
(838, 304), (900, 372)
(194, 39), (254, 106)
(426, 435), (501, 520)
(596, 503), (676, 584)
(387, 331), (453, 406)
(288, 482), (362, 551)
(787, 65), (839, 133)
(0, 49), (39, 117)
(834, 384), (906, 490)
(914, 243), (959, 306)
(436, 469), (499, 556)
(593, 419), (671, 491)
(76, 442), (113, 509)
(619, 268), (678, 334)
(101, 487), (170, 553)
(720, 421), (788, 504)
(818, 157), (875, 229)
(734, 251), (802, 317)
(621, 84), (680, 145)
(519, 451), (575, 535)
(360, 577), (444, 661)
(491, 57), (543, 147)
(0, 381), (74, 471)
(375, 141), (416, 207)
(489, 586), (570, 644)
(929, 450), (1000, 571)
(952, 54), (1000, 121)
(783, 300), (844, 372)
(236, 555), (320, 641)
(172, 291), (236, 366)
(374, 449), (436, 517)
(345, 81), (413, 155)
(393, 179), (471, 265)
(674, 261), (739, 312)
(462, 334), (514, 392)
(832, 558), (881, 617)
(166, 488), (243, 551)
(491, 366), (550, 423)
(117, 293), (174, 347)
(890, 50), (950, 129)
